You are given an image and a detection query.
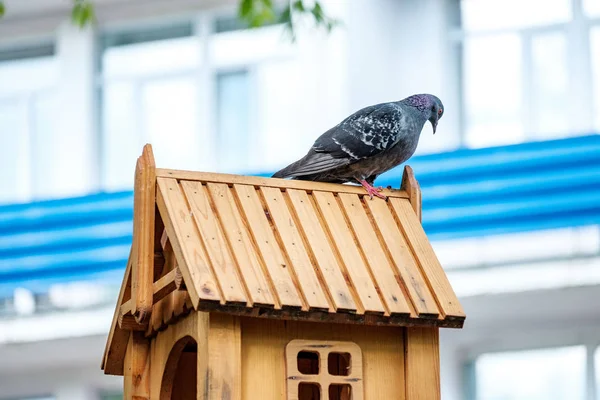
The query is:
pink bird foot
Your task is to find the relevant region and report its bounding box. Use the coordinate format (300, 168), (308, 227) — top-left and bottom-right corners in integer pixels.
(358, 179), (387, 200)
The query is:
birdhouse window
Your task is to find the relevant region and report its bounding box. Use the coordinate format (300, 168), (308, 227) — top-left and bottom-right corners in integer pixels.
(286, 340), (363, 400)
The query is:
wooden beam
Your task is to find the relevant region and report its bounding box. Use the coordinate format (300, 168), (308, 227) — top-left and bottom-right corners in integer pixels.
(208, 314), (242, 400)
(401, 165), (422, 222)
(404, 327), (440, 400)
(153, 267), (184, 303)
(124, 332), (150, 400)
(132, 144), (156, 324)
(119, 267), (186, 329)
(156, 168), (410, 199)
(119, 314), (147, 332)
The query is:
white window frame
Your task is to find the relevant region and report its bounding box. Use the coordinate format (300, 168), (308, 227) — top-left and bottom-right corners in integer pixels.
(453, 0), (600, 147)
(97, 11), (298, 188)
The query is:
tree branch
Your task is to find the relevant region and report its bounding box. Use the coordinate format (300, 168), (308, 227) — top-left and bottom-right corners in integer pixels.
(0, 0), (339, 40)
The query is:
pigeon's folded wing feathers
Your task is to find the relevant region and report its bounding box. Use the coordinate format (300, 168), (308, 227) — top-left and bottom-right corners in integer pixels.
(274, 152), (351, 177)
(273, 103), (405, 179)
(313, 103), (403, 160)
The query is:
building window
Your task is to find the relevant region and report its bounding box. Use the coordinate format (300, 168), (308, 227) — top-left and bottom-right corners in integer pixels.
(285, 340), (363, 400)
(459, 0), (598, 148)
(99, 23), (201, 191)
(584, 0), (600, 17)
(215, 70), (252, 173)
(0, 44), (57, 204)
(473, 346), (586, 400)
(591, 27), (600, 131)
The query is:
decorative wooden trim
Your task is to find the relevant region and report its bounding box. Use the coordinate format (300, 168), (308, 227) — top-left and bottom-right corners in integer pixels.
(404, 327), (440, 400)
(401, 165), (422, 222)
(285, 339), (364, 400)
(119, 268), (186, 330)
(156, 168), (410, 199)
(132, 144), (156, 324)
(153, 267), (184, 303)
(124, 331), (150, 400)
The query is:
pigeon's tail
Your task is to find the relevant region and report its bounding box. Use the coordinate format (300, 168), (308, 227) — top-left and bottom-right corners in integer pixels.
(272, 151), (351, 180)
(271, 159), (304, 179)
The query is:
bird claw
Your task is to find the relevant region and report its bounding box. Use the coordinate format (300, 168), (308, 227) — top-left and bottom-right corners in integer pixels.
(358, 179), (387, 200)
(366, 186), (387, 200)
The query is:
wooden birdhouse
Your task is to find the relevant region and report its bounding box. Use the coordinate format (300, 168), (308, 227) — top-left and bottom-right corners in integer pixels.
(101, 144), (465, 400)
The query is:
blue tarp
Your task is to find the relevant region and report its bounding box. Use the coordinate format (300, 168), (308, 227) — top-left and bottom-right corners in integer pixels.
(1, 134), (599, 297)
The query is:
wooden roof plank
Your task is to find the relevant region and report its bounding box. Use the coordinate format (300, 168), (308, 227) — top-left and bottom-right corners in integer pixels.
(260, 186), (331, 312)
(156, 177), (220, 305)
(286, 189), (357, 313)
(205, 182), (275, 307)
(312, 191), (386, 315)
(156, 168), (410, 199)
(389, 198), (465, 320)
(180, 181), (248, 305)
(337, 193), (413, 317)
(233, 184), (304, 310)
(364, 198), (440, 318)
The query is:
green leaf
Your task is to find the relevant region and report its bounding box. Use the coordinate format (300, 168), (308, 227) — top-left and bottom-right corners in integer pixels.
(81, 2), (94, 26)
(312, 2), (324, 22)
(71, 3), (83, 24)
(278, 5), (292, 24)
(292, 0), (305, 12)
(0, 2), (5, 18)
(239, 0), (253, 18)
(71, 1), (95, 28)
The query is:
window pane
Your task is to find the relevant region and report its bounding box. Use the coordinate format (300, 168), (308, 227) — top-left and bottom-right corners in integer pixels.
(475, 346), (586, 400)
(216, 71), (251, 172)
(584, 0), (600, 17)
(31, 90), (57, 199)
(0, 56), (57, 95)
(103, 36), (199, 79)
(101, 34), (202, 190)
(531, 32), (569, 138)
(461, 0), (572, 32)
(142, 77), (201, 171)
(591, 27), (600, 132)
(463, 34), (523, 148)
(101, 82), (140, 190)
(0, 99), (29, 203)
(0, 54), (57, 203)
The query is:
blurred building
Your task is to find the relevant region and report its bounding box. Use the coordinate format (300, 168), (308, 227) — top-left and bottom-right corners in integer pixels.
(0, 0), (600, 399)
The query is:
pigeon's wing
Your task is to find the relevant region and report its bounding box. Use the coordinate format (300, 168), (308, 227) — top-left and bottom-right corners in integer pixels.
(272, 103), (405, 178)
(313, 102), (404, 160)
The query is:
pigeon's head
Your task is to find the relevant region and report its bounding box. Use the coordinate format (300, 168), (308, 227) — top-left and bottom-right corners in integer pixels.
(403, 94), (444, 134)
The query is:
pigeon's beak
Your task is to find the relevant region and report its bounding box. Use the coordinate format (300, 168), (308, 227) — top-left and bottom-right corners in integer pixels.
(431, 120), (437, 134)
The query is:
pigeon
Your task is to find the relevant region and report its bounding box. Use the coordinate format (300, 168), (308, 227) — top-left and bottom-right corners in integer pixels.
(272, 93), (444, 200)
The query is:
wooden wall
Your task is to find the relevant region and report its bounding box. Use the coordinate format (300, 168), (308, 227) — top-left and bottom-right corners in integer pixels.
(240, 317), (407, 400)
(135, 313), (439, 400)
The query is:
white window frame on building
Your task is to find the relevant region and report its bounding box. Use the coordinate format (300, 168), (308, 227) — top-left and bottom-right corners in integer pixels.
(454, 0), (600, 149)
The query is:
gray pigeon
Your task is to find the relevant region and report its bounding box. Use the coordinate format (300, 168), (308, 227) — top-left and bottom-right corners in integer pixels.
(272, 93), (444, 199)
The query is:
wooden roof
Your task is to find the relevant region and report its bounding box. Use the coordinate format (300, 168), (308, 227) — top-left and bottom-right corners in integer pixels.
(102, 144), (465, 375)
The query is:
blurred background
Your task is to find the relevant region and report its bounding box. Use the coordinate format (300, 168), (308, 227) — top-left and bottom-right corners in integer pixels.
(0, 0), (599, 399)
